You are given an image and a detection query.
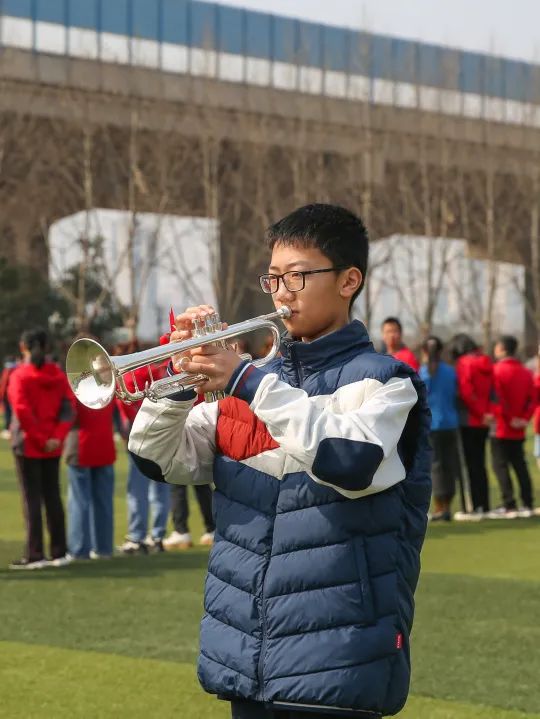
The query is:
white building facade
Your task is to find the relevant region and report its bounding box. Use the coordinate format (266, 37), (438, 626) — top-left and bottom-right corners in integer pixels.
(353, 235), (525, 344)
(49, 209), (219, 342)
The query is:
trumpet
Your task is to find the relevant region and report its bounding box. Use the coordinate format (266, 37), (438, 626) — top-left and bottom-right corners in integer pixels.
(66, 306), (291, 409)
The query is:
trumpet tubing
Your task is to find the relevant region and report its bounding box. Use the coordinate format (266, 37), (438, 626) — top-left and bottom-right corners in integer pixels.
(66, 306), (291, 409)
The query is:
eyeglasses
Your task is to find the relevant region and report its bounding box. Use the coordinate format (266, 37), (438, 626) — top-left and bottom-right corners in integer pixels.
(259, 267), (347, 294)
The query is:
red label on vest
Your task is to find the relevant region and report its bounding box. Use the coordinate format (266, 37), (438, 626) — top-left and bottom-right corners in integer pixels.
(396, 633), (403, 649)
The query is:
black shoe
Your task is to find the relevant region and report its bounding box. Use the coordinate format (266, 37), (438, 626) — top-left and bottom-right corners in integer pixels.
(117, 539), (149, 555)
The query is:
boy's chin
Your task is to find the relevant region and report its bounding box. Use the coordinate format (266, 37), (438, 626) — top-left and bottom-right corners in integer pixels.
(283, 317), (310, 339)
(282, 318), (300, 336)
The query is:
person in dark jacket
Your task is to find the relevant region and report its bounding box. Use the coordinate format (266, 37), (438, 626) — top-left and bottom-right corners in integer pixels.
(163, 483), (215, 549)
(489, 336), (536, 519)
(116, 362), (171, 554)
(129, 204), (432, 718)
(65, 397), (116, 559)
(8, 329), (74, 569)
(449, 334), (493, 519)
(420, 336), (461, 521)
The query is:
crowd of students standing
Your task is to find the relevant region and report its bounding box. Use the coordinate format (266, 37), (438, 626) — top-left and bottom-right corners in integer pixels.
(2, 329), (215, 570)
(1, 318), (539, 569)
(381, 317), (540, 521)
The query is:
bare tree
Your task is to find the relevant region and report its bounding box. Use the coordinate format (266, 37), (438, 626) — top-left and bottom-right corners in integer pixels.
(529, 165), (540, 345)
(3, 40), (538, 351)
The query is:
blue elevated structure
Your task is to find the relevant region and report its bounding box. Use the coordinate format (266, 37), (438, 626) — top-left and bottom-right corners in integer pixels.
(1, 0), (539, 111)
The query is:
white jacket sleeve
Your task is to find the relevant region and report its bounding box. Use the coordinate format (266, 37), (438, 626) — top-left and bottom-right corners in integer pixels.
(231, 364), (418, 499)
(128, 396), (217, 485)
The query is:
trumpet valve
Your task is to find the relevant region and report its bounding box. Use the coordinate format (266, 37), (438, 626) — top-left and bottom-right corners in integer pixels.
(206, 313), (222, 333)
(192, 317), (206, 338)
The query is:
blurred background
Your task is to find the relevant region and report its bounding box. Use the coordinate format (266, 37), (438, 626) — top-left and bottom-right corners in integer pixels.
(1, 0), (540, 353)
(0, 1), (539, 718)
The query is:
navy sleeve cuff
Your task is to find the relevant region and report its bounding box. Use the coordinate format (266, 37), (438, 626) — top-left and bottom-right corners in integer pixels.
(224, 359), (251, 395)
(228, 363), (267, 404)
(168, 389), (197, 401)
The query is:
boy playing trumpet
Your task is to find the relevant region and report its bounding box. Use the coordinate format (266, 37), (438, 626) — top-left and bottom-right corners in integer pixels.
(129, 204), (431, 718)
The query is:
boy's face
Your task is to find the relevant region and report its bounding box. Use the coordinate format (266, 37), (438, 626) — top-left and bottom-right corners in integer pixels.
(267, 243), (360, 342)
(382, 322), (402, 351)
(493, 342), (506, 360)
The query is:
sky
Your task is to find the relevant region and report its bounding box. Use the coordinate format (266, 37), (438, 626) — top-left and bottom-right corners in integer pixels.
(209, 0), (540, 64)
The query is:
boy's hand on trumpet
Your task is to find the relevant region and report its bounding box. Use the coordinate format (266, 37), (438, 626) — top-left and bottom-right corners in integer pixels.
(169, 305), (217, 371)
(169, 305), (242, 393)
(183, 344), (244, 394)
(170, 305), (217, 340)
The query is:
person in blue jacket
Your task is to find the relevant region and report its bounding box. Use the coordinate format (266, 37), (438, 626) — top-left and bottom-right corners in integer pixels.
(129, 204), (432, 718)
(419, 336), (461, 521)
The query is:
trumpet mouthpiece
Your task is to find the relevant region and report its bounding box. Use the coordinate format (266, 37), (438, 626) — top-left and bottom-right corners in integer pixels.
(279, 306), (292, 319)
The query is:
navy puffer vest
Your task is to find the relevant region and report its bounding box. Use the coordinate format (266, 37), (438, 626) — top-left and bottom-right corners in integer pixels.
(197, 321), (432, 716)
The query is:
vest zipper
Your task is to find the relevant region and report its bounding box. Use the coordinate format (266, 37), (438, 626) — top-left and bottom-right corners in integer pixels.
(291, 346), (303, 387)
(258, 344), (301, 700)
(257, 583), (267, 701)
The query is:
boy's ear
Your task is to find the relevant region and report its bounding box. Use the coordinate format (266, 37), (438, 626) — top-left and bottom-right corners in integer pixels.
(340, 268), (362, 298)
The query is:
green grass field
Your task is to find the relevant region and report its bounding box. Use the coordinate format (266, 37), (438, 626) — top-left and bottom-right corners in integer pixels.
(1, 436), (539, 719)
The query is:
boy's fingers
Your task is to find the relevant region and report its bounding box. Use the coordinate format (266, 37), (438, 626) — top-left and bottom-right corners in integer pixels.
(189, 345), (220, 357)
(187, 304), (215, 314)
(174, 306), (217, 331)
(174, 313), (197, 328)
(169, 330), (192, 343)
(179, 305), (216, 320)
(173, 346), (207, 370)
(181, 359), (216, 376)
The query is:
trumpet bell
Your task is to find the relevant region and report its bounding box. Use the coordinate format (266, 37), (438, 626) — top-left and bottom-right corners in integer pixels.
(66, 338), (117, 409)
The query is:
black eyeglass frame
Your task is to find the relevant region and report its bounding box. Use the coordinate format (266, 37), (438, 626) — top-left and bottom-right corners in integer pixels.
(258, 267), (349, 294)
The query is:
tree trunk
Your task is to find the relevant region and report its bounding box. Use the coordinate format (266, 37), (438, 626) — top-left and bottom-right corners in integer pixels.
(482, 168), (497, 351)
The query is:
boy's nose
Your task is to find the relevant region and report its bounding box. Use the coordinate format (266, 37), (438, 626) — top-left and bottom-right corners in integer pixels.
(275, 283), (295, 303)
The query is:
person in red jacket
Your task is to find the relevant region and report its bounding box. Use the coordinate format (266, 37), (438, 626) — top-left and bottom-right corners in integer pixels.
(449, 334), (494, 519)
(8, 328), (74, 569)
(489, 335), (536, 519)
(533, 350), (540, 472)
(381, 317), (420, 371)
(64, 395), (116, 560)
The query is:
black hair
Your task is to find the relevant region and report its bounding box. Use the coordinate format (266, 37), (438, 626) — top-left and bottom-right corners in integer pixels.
(21, 328), (48, 368)
(496, 335), (518, 356)
(422, 335), (443, 377)
(265, 203), (369, 307)
(382, 317), (403, 333)
(448, 333), (478, 361)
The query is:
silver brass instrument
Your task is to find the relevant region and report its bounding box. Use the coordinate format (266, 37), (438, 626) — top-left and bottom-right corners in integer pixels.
(66, 306), (291, 409)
